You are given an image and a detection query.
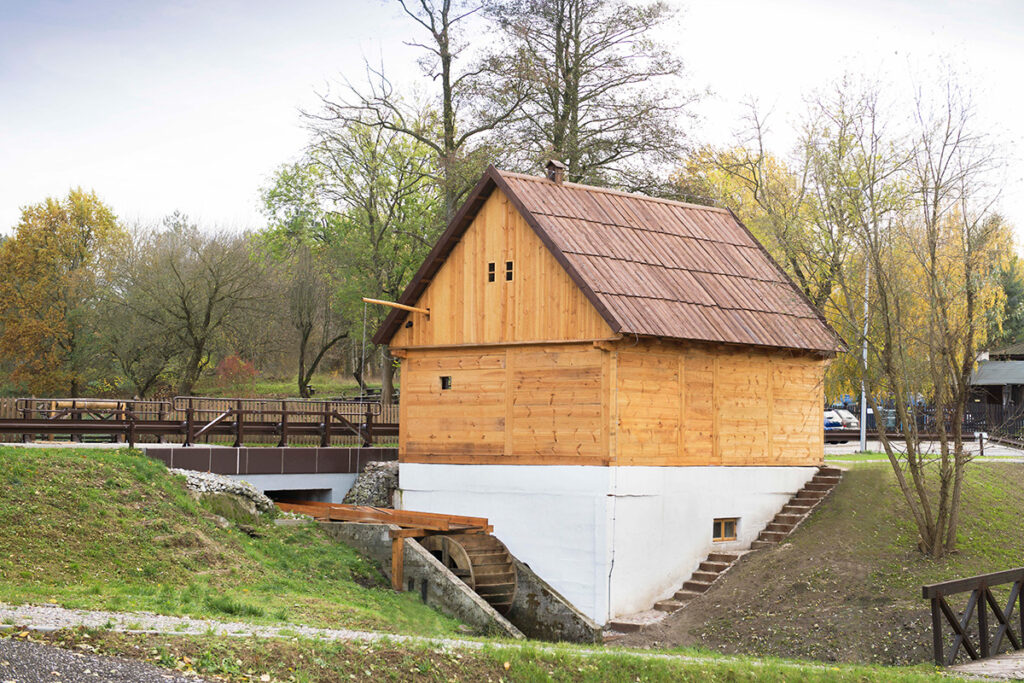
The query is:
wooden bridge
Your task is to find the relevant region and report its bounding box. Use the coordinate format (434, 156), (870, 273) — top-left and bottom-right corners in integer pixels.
(0, 396), (399, 449)
(925, 567), (1024, 673)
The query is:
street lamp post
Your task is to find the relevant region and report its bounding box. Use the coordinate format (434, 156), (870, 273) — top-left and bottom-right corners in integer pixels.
(859, 262), (869, 453)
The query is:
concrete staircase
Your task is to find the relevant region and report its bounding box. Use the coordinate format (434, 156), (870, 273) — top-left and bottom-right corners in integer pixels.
(750, 466), (842, 550)
(604, 465), (842, 637)
(649, 551), (740, 614)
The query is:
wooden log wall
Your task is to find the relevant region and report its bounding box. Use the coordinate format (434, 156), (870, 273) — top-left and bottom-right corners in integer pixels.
(400, 344), (607, 465)
(399, 338), (825, 468)
(614, 339), (824, 467)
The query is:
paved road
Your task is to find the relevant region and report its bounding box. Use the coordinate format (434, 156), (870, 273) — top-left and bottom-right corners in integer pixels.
(0, 637), (209, 682)
(825, 438), (1024, 459)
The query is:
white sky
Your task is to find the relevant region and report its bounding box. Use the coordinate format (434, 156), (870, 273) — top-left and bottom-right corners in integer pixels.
(1, 0), (1022, 238)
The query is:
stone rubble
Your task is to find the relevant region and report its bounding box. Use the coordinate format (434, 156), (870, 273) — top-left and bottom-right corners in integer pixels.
(342, 460), (398, 507)
(168, 468), (275, 514)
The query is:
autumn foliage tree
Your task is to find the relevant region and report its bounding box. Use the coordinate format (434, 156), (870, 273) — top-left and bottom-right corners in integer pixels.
(0, 190), (124, 395)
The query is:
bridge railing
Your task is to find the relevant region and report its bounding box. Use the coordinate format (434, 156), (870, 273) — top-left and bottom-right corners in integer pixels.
(0, 396), (399, 448)
(923, 568), (1024, 665)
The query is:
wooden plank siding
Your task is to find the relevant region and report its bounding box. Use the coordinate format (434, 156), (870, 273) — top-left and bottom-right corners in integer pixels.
(400, 345), (608, 466)
(390, 188), (614, 349)
(398, 339), (824, 467)
(612, 339), (824, 467)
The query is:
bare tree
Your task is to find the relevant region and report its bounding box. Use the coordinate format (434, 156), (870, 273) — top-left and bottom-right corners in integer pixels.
(485, 0), (697, 190)
(310, 0), (524, 219)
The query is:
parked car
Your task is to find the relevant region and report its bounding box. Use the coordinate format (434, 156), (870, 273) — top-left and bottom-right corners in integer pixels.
(824, 410), (848, 444)
(833, 408), (860, 429)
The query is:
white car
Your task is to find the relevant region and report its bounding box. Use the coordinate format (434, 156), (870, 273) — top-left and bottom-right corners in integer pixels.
(833, 408), (860, 429)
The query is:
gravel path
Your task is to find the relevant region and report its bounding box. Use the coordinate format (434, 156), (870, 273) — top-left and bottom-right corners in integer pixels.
(0, 637), (210, 682)
(0, 602), (406, 645)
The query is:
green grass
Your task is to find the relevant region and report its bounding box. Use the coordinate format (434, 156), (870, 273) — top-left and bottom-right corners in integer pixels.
(25, 629), (959, 682)
(191, 373), (369, 399)
(825, 451), (890, 461)
(0, 446), (458, 636)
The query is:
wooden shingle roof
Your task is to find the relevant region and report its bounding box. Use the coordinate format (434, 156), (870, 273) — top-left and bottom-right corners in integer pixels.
(374, 166), (844, 354)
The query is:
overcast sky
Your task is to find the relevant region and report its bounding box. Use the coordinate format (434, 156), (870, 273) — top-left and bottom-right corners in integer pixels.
(1, 0), (1022, 239)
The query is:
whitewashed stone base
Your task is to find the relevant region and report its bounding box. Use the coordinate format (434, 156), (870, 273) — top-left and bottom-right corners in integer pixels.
(399, 463), (817, 624)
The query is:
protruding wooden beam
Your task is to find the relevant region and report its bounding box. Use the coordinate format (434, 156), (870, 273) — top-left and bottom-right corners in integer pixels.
(362, 297), (430, 317)
(391, 536), (405, 591)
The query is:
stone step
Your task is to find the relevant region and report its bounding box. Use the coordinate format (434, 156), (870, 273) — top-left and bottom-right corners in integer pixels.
(795, 490), (826, 500)
(774, 513), (803, 525)
(766, 522), (795, 534)
(605, 621), (642, 633)
(804, 482), (834, 492)
(750, 539), (776, 550)
(812, 475), (841, 485)
(602, 630), (626, 643)
(654, 599), (687, 612)
(683, 580), (712, 593)
(790, 493), (823, 505)
(758, 530), (788, 543)
(699, 560), (730, 573)
(673, 589), (701, 602)
(781, 504), (812, 515)
(691, 570), (718, 583)
(818, 466), (843, 477)
(707, 552), (740, 563)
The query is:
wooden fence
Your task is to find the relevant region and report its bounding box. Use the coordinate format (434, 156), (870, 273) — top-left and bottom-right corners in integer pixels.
(924, 568), (1024, 665)
(0, 396), (399, 447)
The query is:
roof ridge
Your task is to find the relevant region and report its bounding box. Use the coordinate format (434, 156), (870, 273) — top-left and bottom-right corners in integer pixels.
(496, 169), (732, 215)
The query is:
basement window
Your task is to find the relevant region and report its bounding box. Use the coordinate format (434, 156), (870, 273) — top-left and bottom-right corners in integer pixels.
(440, 376), (452, 390)
(713, 518), (737, 542)
(487, 262), (495, 282)
(505, 260), (513, 281)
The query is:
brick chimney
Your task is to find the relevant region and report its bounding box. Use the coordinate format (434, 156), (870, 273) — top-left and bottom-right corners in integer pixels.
(545, 159), (566, 183)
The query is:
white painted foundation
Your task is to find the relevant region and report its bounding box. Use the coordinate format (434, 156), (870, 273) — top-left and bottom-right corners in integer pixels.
(399, 463), (817, 624)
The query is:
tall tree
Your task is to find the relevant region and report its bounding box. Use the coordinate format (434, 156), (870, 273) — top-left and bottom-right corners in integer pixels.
(312, 0), (524, 219)
(486, 0), (696, 190)
(111, 215), (262, 395)
(987, 255), (1024, 348)
(262, 120), (442, 403)
(0, 189), (124, 396)
(819, 77), (1009, 557)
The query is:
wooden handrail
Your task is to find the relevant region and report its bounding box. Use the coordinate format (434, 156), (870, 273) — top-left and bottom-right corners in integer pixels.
(923, 568), (1024, 665)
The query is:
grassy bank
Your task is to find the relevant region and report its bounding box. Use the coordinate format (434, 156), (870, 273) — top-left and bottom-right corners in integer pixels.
(0, 447), (457, 636)
(14, 628), (957, 682)
(192, 373), (367, 399)
(619, 462), (1024, 664)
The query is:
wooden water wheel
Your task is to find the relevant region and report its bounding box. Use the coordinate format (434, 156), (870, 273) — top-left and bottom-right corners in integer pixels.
(421, 533), (517, 614)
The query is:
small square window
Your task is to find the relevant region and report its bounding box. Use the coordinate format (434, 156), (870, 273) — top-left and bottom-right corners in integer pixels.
(713, 518), (737, 542)
(505, 261), (513, 281)
(487, 262), (495, 283)
(440, 376), (452, 390)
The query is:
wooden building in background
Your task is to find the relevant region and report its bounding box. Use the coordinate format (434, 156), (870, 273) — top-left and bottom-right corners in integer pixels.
(374, 162), (843, 623)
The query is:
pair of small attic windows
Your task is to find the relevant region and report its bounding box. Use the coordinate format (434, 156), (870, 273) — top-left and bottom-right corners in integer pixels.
(487, 261), (513, 282)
